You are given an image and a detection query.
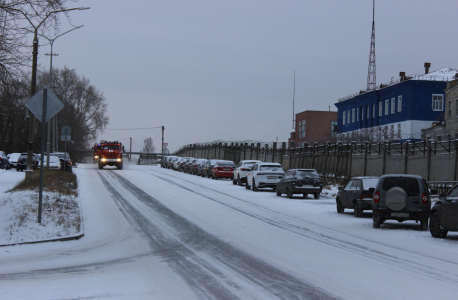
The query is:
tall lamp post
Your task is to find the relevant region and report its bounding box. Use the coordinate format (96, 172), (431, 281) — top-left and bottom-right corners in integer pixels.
(22, 6), (89, 175)
(40, 25), (84, 168)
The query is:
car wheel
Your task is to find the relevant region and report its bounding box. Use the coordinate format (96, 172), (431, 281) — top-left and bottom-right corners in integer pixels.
(314, 192), (320, 199)
(276, 189), (281, 197)
(232, 177), (237, 185)
(287, 188), (293, 199)
(354, 202), (362, 218)
(429, 213), (448, 238)
(246, 180), (251, 190)
(252, 179), (258, 192)
(214, 174), (218, 180)
(237, 176), (242, 186)
(373, 218), (381, 228)
(16, 167), (19, 172)
(336, 199), (344, 213)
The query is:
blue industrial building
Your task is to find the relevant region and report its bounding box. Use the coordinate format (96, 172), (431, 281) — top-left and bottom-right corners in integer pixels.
(334, 68), (457, 142)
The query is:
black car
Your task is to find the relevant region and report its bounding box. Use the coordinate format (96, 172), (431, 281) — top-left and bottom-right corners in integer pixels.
(276, 169), (322, 199)
(51, 152), (73, 172)
(182, 158), (196, 173)
(202, 159), (220, 178)
(16, 153), (38, 171)
(196, 160), (208, 176)
(336, 176), (380, 217)
(430, 184), (458, 238)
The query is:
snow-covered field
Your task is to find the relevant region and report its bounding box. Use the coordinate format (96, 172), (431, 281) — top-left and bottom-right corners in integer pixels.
(0, 164), (457, 299)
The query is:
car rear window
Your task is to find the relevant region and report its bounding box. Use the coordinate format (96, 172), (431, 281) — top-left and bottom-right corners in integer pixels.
(219, 162), (235, 167)
(260, 165), (282, 171)
(297, 170), (319, 177)
(381, 177), (420, 196)
(362, 178), (379, 190)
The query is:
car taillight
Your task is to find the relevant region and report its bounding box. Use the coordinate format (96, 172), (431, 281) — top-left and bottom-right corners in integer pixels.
(195, 164), (198, 167)
(241, 168), (248, 171)
(422, 193), (428, 205)
(373, 191), (380, 203)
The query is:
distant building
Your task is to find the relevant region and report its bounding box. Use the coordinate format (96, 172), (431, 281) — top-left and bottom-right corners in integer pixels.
(334, 65), (457, 143)
(289, 110), (338, 147)
(422, 75), (458, 140)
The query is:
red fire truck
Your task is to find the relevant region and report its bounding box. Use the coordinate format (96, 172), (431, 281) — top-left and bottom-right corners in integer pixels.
(92, 140), (124, 170)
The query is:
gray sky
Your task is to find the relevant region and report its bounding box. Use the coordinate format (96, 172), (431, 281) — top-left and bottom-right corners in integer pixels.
(37, 0), (458, 152)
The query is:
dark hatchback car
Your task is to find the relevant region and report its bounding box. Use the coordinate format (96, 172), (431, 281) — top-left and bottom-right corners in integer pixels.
(336, 176), (380, 217)
(16, 153), (38, 171)
(189, 159), (207, 175)
(51, 152), (73, 172)
(372, 174), (431, 230)
(202, 159), (220, 178)
(276, 169), (322, 199)
(430, 184), (458, 238)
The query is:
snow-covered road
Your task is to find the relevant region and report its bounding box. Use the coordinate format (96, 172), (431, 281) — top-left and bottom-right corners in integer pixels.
(1, 164), (457, 299)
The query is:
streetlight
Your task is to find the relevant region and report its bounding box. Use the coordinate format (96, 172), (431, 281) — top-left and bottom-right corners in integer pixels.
(21, 6), (90, 175)
(39, 25), (84, 168)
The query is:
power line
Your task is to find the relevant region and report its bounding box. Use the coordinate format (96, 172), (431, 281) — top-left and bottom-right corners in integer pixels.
(105, 126), (162, 131)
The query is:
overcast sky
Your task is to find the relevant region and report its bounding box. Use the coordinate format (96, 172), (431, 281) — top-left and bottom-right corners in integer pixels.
(36, 0), (457, 152)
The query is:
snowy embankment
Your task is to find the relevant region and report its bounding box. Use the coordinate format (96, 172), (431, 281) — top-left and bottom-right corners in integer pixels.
(0, 169), (83, 246)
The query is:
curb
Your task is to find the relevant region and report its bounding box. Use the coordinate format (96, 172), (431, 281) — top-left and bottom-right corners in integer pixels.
(0, 233), (84, 247)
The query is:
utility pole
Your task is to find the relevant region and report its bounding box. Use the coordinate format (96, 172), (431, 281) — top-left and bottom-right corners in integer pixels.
(161, 126), (165, 155)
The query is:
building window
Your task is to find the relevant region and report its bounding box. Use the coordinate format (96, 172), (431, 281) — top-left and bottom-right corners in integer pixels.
(385, 100), (389, 115)
(379, 102), (382, 117)
(331, 121), (338, 138)
(448, 100), (452, 118)
(391, 98), (395, 114)
(357, 107), (359, 121)
(343, 111), (346, 125)
(391, 124), (394, 139)
(432, 94), (444, 111)
(361, 106), (364, 121)
(456, 99), (458, 117)
(302, 120), (305, 138)
(398, 123), (401, 137)
(398, 96), (402, 112)
(347, 110), (350, 124)
(373, 103), (375, 118)
(367, 105), (370, 119)
(352, 108), (355, 123)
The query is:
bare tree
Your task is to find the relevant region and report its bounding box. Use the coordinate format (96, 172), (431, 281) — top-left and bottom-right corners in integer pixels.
(36, 66), (109, 155)
(0, 0), (76, 85)
(142, 137), (156, 153)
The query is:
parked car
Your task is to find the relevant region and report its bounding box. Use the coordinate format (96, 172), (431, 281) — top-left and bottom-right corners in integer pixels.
(178, 157), (194, 172)
(276, 169), (323, 199)
(37, 155), (61, 169)
(371, 174), (431, 230)
(0, 151), (10, 169)
(246, 162), (285, 191)
(212, 160), (235, 180)
(173, 158), (185, 170)
(336, 176), (380, 216)
(167, 156), (180, 169)
(196, 159), (208, 176)
(189, 159), (207, 175)
(51, 152), (73, 172)
(182, 158), (196, 173)
(7, 153), (21, 169)
(429, 184), (458, 238)
(233, 160), (262, 186)
(160, 156), (169, 168)
(16, 153), (39, 171)
(202, 159), (220, 178)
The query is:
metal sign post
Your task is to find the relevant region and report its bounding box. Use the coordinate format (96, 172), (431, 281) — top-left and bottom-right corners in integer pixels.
(37, 89), (47, 224)
(61, 126), (71, 172)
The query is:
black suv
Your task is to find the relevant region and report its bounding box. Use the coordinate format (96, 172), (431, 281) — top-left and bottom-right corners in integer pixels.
(372, 174), (431, 230)
(276, 169), (322, 199)
(429, 184), (458, 238)
(16, 153), (38, 171)
(337, 177), (380, 217)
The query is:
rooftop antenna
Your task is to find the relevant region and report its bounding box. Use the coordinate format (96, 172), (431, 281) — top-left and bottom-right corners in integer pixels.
(292, 70), (296, 129)
(366, 0), (376, 91)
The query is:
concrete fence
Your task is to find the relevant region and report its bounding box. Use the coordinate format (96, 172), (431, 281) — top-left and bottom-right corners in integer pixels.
(174, 140), (458, 181)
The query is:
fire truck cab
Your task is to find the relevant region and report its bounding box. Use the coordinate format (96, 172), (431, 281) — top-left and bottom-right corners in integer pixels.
(94, 140), (124, 170)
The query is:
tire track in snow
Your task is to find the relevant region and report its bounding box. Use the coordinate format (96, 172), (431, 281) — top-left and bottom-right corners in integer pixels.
(146, 169), (458, 285)
(103, 170), (340, 300)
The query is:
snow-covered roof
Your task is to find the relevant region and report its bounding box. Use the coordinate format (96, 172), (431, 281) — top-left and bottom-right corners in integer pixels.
(412, 68), (457, 81)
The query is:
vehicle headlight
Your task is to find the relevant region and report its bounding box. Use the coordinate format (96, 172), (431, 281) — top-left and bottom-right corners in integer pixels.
(101, 158), (106, 162)
(117, 158), (122, 162)
(95, 155), (99, 159)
